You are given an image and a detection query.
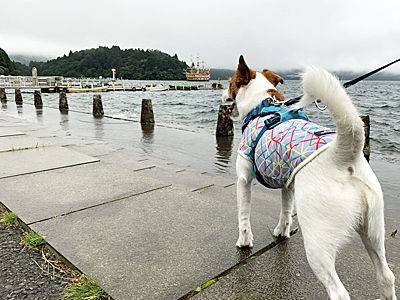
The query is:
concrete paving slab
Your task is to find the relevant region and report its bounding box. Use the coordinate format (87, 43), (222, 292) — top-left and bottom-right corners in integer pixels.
(0, 135), (55, 152)
(0, 146), (99, 179)
(31, 185), (282, 300)
(194, 217), (399, 300)
(0, 162), (170, 224)
(0, 128), (25, 137)
(193, 233), (369, 300)
(139, 165), (236, 192)
(192, 161), (400, 300)
(91, 146), (237, 191)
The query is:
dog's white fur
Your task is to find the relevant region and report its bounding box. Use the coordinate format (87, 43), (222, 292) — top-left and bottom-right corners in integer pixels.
(224, 58), (396, 300)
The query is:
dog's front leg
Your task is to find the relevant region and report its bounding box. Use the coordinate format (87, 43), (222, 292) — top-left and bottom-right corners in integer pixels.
(236, 156), (254, 248)
(273, 185), (294, 238)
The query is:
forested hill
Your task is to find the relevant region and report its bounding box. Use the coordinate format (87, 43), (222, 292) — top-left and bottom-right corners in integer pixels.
(29, 46), (189, 80)
(0, 48), (28, 75)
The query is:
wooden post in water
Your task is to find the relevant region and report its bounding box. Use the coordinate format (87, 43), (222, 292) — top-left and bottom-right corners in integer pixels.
(216, 104), (234, 136)
(92, 94), (104, 118)
(15, 89), (23, 105)
(34, 90), (43, 109)
(0, 88), (7, 103)
(141, 99), (155, 124)
(59, 92), (68, 113)
(361, 115), (370, 162)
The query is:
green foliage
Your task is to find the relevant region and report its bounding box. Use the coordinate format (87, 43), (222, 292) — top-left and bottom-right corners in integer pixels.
(193, 275), (224, 294)
(0, 48), (14, 75)
(30, 46), (189, 80)
(267, 224), (278, 244)
(0, 48), (30, 75)
(1, 211), (19, 227)
(12, 61), (30, 75)
(62, 275), (110, 300)
(23, 230), (46, 247)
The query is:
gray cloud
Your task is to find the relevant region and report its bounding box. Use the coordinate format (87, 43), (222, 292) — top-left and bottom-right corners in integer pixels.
(1, 0), (399, 73)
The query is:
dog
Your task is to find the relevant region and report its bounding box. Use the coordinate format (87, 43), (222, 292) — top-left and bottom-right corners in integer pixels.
(222, 55), (396, 300)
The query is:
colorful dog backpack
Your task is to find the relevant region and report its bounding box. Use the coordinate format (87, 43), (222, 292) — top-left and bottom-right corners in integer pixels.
(239, 99), (336, 188)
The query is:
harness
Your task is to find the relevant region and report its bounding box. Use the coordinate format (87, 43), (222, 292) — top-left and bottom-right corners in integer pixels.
(241, 98), (309, 133)
(240, 98), (336, 188)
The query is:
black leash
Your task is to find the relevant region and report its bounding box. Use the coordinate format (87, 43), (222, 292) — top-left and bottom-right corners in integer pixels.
(284, 58), (400, 106)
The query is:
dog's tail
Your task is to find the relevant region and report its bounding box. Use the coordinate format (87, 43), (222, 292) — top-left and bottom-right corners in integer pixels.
(291, 67), (365, 164)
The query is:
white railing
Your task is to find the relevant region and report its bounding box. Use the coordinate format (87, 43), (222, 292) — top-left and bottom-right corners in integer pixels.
(0, 76), (35, 88)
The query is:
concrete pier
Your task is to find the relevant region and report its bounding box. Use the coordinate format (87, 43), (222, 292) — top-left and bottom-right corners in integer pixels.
(0, 88), (6, 103)
(92, 94), (104, 118)
(361, 115), (370, 162)
(216, 104), (234, 136)
(59, 92), (68, 113)
(0, 106), (398, 300)
(140, 98), (155, 124)
(34, 90), (43, 109)
(15, 89), (23, 105)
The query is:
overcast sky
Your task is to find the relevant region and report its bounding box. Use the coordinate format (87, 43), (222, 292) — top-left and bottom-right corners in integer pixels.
(1, 0), (400, 73)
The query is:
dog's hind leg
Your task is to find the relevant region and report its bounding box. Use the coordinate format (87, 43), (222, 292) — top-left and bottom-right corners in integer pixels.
(301, 233), (350, 300)
(273, 185), (294, 238)
(358, 191), (396, 300)
(295, 168), (358, 299)
(236, 155), (254, 248)
(359, 229), (396, 300)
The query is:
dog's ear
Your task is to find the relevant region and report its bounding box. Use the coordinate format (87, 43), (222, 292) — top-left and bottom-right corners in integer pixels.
(262, 69), (284, 86)
(236, 55), (252, 86)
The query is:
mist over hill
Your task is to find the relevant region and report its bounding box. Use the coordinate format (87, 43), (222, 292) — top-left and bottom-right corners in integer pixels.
(212, 68), (400, 81)
(10, 54), (50, 66)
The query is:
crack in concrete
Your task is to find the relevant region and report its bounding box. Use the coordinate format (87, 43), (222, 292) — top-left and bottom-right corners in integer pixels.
(26, 184), (172, 226)
(0, 160), (100, 180)
(178, 228), (299, 299)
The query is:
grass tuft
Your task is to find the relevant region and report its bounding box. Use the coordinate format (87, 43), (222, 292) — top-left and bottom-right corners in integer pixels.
(23, 231), (46, 248)
(62, 275), (110, 300)
(1, 211), (19, 227)
(266, 225), (278, 244)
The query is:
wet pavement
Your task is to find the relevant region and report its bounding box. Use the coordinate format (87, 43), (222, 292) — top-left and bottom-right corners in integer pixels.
(0, 100), (399, 299)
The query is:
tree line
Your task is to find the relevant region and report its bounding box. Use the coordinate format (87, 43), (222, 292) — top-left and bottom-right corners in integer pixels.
(30, 46), (189, 80)
(1, 46), (190, 80)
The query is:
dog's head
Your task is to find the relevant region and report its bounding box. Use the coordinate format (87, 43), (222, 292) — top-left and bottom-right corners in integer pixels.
(222, 55), (285, 120)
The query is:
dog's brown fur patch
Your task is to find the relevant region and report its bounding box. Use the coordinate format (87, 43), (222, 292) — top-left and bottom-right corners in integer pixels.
(228, 55), (256, 100)
(229, 56), (285, 101)
(267, 89), (285, 101)
(261, 69), (284, 86)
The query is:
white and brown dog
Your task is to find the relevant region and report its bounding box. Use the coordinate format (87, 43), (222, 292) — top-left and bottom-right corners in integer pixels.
(222, 55), (396, 300)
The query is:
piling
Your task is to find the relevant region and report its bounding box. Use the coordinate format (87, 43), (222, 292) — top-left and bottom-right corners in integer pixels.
(141, 99), (155, 124)
(361, 115), (370, 162)
(59, 92), (68, 113)
(93, 94), (104, 118)
(216, 104), (234, 136)
(34, 90), (43, 109)
(0, 88), (6, 103)
(15, 89), (23, 105)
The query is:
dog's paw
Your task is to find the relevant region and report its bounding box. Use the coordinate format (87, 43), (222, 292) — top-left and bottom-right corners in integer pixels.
(273, 217), (292, 238)
(236, 226), (254, 248)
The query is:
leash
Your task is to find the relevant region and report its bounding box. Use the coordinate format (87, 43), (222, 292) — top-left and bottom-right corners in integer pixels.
(284, 58), (400, 107)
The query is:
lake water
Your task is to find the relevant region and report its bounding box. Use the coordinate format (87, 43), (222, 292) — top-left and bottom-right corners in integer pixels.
(31, 79), (400, 164)
(3, 80), (400, 174)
